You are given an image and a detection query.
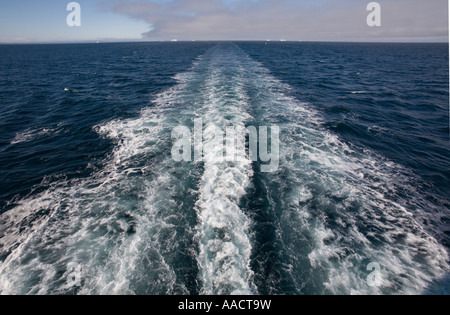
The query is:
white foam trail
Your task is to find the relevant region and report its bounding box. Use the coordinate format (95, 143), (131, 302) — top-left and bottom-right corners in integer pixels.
(0, 67), (201, 295)
(194, 47), (255, 295)
(236, 53), (449, 294)
(0, 45), (257, 295)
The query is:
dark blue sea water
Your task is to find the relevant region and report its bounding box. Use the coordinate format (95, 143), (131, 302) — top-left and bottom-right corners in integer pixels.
(0, 42), (449, 295)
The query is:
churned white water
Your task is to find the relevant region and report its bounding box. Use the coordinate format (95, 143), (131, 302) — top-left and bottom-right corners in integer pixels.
(0, 44), (448, 295)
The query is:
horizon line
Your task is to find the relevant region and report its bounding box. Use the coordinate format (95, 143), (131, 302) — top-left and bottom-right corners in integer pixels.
(0, 39), (448, 45)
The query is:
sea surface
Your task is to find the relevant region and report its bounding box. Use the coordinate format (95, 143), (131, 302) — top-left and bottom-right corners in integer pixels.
(0, 42), (449, 295)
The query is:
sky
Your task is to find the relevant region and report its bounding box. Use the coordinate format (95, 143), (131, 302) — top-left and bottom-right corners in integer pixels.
(0, 0), (448, 43)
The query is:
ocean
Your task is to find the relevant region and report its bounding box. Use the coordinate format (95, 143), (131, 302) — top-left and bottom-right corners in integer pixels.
(0, 42), (449, 295)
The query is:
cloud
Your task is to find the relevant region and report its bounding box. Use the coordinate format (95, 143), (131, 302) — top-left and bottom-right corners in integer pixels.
(103, 0), (448, 41)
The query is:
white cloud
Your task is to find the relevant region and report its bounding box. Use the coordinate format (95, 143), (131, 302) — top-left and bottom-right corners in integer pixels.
(103, 0), (448, 41)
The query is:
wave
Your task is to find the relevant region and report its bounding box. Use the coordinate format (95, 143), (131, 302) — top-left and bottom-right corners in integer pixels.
(10, 125), (64, 145)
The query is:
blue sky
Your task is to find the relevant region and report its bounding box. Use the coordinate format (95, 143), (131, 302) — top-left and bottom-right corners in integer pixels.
(0, 0), (448, 43)
(0, 0), (148, 42)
